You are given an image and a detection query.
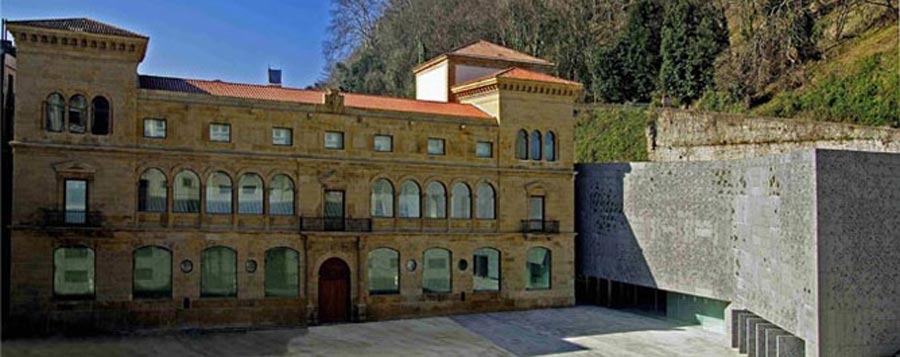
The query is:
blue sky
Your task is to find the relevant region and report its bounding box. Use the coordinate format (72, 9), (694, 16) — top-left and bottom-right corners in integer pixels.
(2, 0), (333, 88)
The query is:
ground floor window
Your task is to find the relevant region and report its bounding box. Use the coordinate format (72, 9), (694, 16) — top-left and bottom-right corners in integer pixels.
(526, 247), (551, 290)
(422, 248), (451, 293)
(473, 248), (500, 291)
(265, 247), (299, 297)
(133, 246), (172, 298)
(368, 248), (399, 294)
(53, 246), (95, 298)
(201, 246), (237, 297)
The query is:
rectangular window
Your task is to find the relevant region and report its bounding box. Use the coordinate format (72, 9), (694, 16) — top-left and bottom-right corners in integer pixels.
(272, 127), (292, 146)
(427, 138), (445, 155)
(65, 179), (87, 224)
(209, 123), (231, 142)
(528, 196), (545, 232)
(143, 118), (166, 138)
(476, 141), (493, 158)
(54, 247), (95, 299)
(374, 135), (393, 152)
(325, 131), (344, 149)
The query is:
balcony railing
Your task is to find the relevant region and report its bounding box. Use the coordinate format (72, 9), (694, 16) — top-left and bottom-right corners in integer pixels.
(41, 209), (105, 227)
(521, 220), (560, 234)
(300, 217), (372, 232)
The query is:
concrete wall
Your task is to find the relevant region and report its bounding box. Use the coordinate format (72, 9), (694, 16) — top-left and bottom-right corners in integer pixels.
(649, 109), (900, 162)
(576, 149), (900, 356)
(815, 150), (900, 356)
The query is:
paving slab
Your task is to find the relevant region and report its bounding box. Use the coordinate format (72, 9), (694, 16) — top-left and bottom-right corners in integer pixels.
(2, 306), (738, 357)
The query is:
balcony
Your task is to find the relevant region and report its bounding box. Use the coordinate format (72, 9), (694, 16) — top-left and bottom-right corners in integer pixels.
(300, 217), (372, 232)
(521, 220), (560, 234)
(41, 209), (105, 227)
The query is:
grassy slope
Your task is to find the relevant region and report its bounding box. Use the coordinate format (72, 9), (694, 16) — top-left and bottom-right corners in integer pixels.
(754, 25), (899, 127)
(575, 105), (651, 163)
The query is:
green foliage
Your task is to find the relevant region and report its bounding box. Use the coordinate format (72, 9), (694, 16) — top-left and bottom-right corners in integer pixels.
(575, 105), (651, 163)
(658, 0), (729, 105)
(592, 0), (663, 103)
(757, 52), (900, 127)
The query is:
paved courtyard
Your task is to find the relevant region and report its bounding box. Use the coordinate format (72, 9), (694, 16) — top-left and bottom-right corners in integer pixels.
(2, 306), (737, 356)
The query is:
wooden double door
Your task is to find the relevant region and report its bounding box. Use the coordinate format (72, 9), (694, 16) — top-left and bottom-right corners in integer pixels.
(318, 257), (350, 323)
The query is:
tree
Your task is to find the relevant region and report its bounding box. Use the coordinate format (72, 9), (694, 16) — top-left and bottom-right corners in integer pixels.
(658, 0), (729, 105)
(592, 0), (663, 103)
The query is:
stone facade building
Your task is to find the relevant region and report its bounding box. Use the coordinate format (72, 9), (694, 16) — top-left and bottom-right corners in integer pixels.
(4, 18), (581, 335)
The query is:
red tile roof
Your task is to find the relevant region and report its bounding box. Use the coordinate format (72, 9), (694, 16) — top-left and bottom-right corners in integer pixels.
(7, 18), (147, 38)
(139, 75), (492, 119)
(450, 40), (552, 66)
(456, 67), (582, 88)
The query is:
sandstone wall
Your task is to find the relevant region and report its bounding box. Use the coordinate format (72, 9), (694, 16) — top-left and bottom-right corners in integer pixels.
(649, 109), (900, 162)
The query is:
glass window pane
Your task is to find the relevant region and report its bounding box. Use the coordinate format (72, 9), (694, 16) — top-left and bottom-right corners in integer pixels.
(529, 196), (544, 220)
(516, 130), (528, 160)
(269, 175), (294, 215)
(265, 248), (299, 297)
(424, 182), (446, 218)
(91, 96), (110, 135)
(68, 95), (87, 133)
(210, 123), (230, 142)
(65, 180), (87, 224)
(544, 132), (556, 161)
(133, 246), (172, 298)
(54, 247), (95, 297)
(450, 183), (471, 219)
(427, 138), (445, 155)
(173, 171), (200, 213)
(325, 131), (344, 149)
(422, 248), (451, 293)
(476, 183), (496, 220)
(476, 142), (492, 158)
(272, 128), (292, 146)
(371, 179), (394, 217)
(473, 248), (500, 291)
(374, 135), (392, 152)
(206, 172), (232, 214)
(138, 169), (167, 212)
(530, 130), (542, 160)
(368, 248), (399, 294)
(46, 93), (65, 132)
(238, 174), (263, 214)
(525, 247), (551, 290)
(144, 119), (166, 138)
(201, 247), (237, 297)
(398, 181), (420, 218)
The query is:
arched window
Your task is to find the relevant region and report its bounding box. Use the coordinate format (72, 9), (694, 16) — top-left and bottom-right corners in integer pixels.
(133, 246), (172, 298)
(68, 95), (87, 133)
(53, 246), (95, 298)
(138, 168), (167, 212)
(544, 131), (556, 162)
(475, 183), (496, 219)
(201, 246), (237, 297)
(206, 172), (232, 214)
(473, 247), (500, 291)
(237, 173), (263, 214)
(398, 180), (420, 218)
(422, 248), (451, 293)
(91, 96), (110, 135)
(530, 130), (542, 160)
(368, 248), (399, 294)
(450, 182), (471, 219)
(424, 182), (446, 219)
(45, 93), (65, 132)
(516, 129), (528, 160)
(371, 179), (394, 217)
(268, 175), (294, 216)
(173, 170), (200, 213)
(525, 247), (551, 290)
(265, 247), (299, 297)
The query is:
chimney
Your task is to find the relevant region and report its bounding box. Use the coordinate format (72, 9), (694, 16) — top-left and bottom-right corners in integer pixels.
(268, 68), (282, 87)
